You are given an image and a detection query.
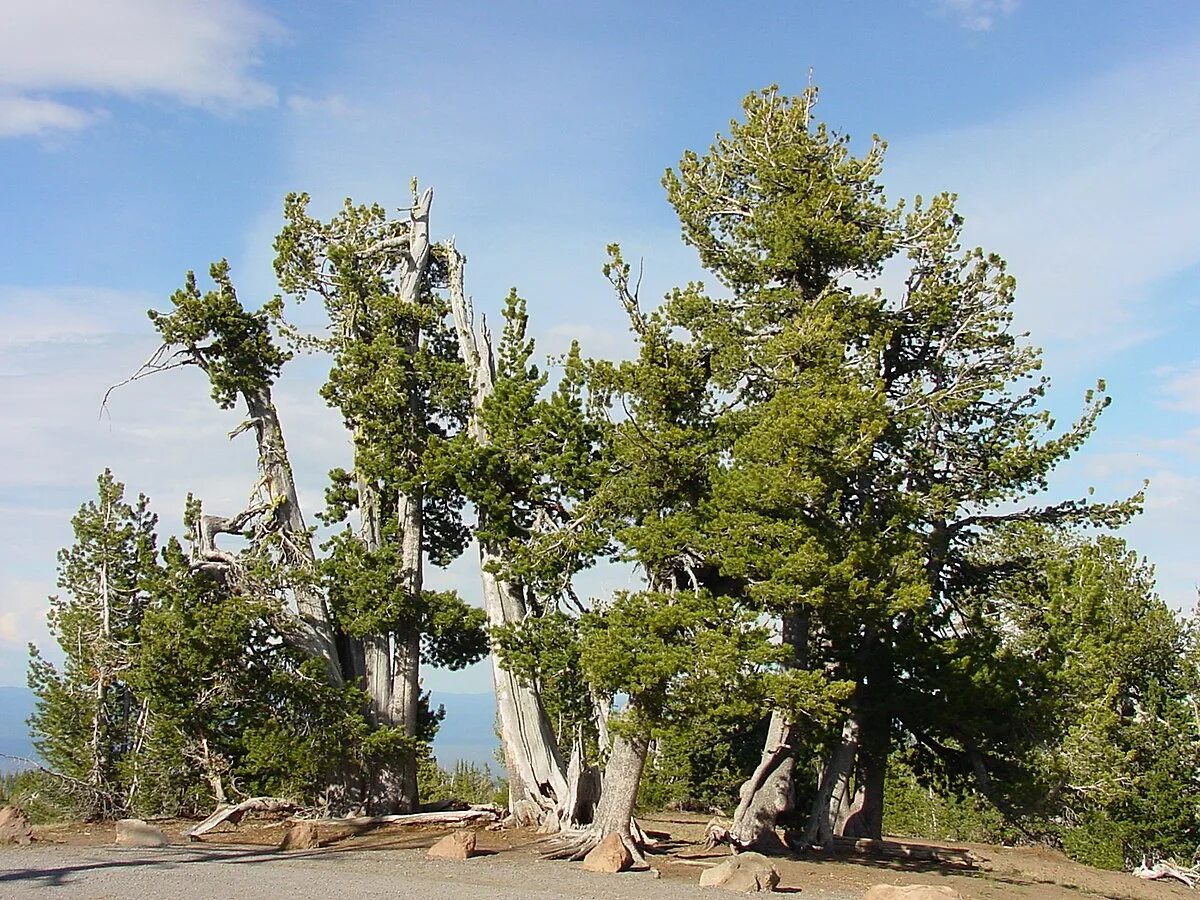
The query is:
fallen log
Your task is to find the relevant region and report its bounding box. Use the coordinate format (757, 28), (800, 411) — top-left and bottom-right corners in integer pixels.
(822, 836), (981, 869)
(299, 808), (500, 828)
(188, 797), (300, 839)
(1134, 859), (1200, 888)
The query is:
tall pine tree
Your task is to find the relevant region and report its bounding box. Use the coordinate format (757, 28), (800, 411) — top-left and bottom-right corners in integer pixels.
(28, 470), (160, 819)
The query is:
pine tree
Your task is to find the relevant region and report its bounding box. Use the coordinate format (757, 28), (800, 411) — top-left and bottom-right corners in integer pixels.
(274, 187), (487, 813)
(661, 85), (1139, 849)
(134, 536), (369, 813)
(27, 470), (160, 819)
(443, 263), (607, 830)
(966, 527), (1200, 867)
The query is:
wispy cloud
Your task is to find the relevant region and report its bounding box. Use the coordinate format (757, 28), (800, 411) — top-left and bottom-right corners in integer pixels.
(0, 286), (152, 353)
(0, 578), (52, 683)
(1157, 363), (1200, 413)
(887, 40), (1200, 364)
(0, 0), (281, 138)
(0, 93), (101, 138)
(286, 94), (351, 118)
(932, 0), (1019, 31)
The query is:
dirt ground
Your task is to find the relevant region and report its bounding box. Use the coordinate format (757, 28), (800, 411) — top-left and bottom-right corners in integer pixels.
(1, 811), (1193, 899)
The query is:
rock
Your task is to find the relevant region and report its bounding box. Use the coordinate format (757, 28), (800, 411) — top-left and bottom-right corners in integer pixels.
(0, 806), (33, 846)
(279, 821), (320, 851)
(698, 851), (780, 892)
(862, 886), (965, 900)
(581, 832), (632, 873)
(115, 818), (168, 848)
(426, 830), (477, 860)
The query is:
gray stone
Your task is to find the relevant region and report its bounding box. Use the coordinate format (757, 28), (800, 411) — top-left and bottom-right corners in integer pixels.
(0, 805), (33, 845)
(698, 851), (780, 892)
(426, 830), (477, 860)
(115, 818), (168, 848)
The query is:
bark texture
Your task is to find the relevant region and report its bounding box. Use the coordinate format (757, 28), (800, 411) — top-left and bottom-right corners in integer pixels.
(545, 726), (649, 863)
(838, 706), (887, 841)
(723, 609), (808, 851)
(243, 388), (342, 685)
(803, 714), (860, 847)
(724, 712), (797, 852)
(446, 244), (574, 829)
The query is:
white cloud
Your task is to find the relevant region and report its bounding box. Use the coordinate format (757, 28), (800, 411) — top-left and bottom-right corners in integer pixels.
(286, 94), (351, 118)
(1157, 363), (1200, 413)
(0, 0), (280, 138)
(932, 0), (1019, 31)
(887, 41), (1200, 364)
(0, 286), (148, 355)
(0, 93), (99, 138)
(0, 579), (52, 683)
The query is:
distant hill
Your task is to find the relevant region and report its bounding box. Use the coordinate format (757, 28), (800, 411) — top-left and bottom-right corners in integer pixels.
(0, 685), (37, 770)
(0, 685), (499, 774)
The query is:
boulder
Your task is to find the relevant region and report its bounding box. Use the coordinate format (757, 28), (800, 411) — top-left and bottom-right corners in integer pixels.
(426, 830), (477, 860)
(581, 832), (632, 873)
(0, 806), (33, 846)
(115, 818), (168, 848)
(279, 821), (320, 851)
(863, 886), (964, 900)
(698, 852), (780, 892)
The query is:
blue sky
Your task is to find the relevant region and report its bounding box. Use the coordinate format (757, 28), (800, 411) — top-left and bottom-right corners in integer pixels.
(2, 0), (1199, 693)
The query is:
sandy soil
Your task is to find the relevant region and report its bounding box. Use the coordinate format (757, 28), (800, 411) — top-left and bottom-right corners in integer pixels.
(0, 812), (1192, 899)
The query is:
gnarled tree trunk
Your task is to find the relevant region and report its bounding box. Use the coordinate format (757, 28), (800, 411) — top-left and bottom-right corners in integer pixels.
(445, 243), (575, 829)
(546, 714), (649, 864)
(243, 387), (343, 686)
(721, 609), (808, 851)
(838, 705), (887, 840)
(803, 713), (860, 847)
(722, 711), (798, 852)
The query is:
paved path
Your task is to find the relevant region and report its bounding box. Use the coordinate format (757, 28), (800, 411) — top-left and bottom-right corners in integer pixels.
(0, 844), (782, 899)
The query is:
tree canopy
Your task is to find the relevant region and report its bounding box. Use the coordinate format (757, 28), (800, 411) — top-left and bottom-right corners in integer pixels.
(23, 83), (1191, 874)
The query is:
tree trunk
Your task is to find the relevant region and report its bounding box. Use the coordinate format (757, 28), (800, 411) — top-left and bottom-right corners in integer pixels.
(724, 609), (808, 851)
(364, 635), (392, 724)
(389, 629), (421, 813)
(723, 711), (797, 852)
(243, 388), (342, 686)
(804, 713), (860, 847)
(445, 242), (573, 828)
(839, 705), (887, 840)
(359, 188), (434, 814)
(88, 530), (114, 819)
(591, 729), (648, 845)
(546, 723), (649, 863)
(483, 558), (572, 827)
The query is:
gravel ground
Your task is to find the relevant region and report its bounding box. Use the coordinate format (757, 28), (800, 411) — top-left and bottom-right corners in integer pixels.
(1, 843), (848, 899)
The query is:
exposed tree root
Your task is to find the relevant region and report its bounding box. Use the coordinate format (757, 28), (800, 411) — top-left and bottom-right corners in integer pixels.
(540, 820), (649, 867)
(704, 816), (790, 855)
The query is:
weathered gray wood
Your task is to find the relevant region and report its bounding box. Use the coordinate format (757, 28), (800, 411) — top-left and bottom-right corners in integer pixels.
(543, 710), (650, 865)
(305, 808), (500, 828)
(804, 714), (860, 847)
(721, 711), (797, 852)
(188, 796), (299, 838)
(445, 243), (573, 829)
